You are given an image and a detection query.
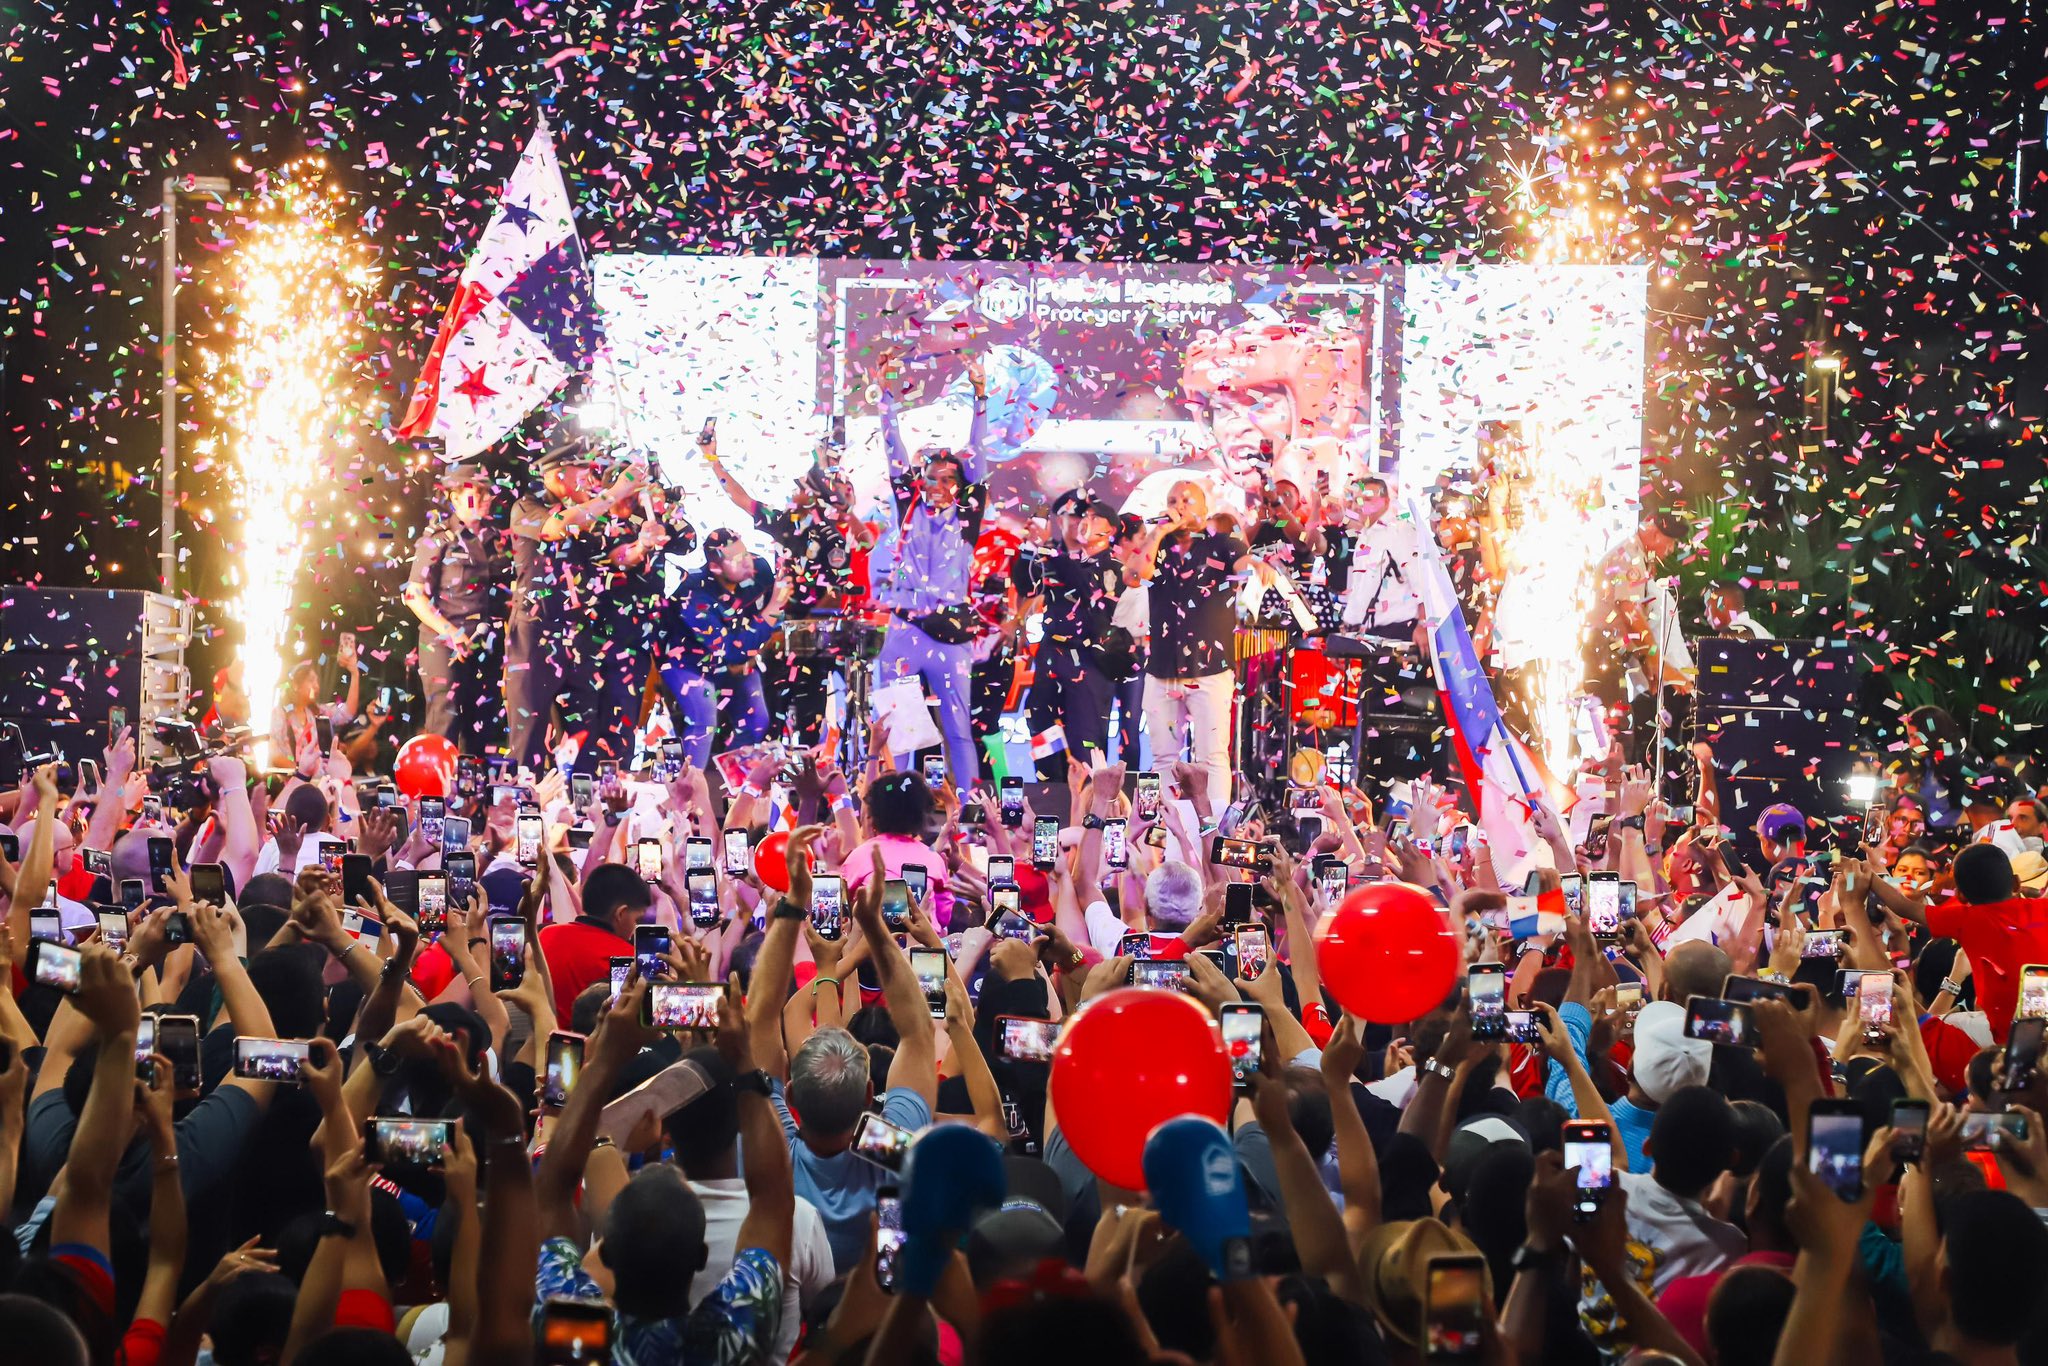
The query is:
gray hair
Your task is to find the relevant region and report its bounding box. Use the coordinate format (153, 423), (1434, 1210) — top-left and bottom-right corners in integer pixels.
(787, 1027), (871, 1138)
(1146, 862), (1205, 929)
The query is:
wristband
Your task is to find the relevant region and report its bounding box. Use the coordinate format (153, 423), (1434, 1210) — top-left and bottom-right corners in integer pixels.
(812, 975), (840, 990)
(1939, 978), (1963, 996)
(1421, 1057), (1457, 1083)
(468, 936), (488, 948)
(1082, 813), (1106, 831)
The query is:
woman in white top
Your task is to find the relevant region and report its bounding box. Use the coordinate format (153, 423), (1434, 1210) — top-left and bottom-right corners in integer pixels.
(269, 642), (360, 770)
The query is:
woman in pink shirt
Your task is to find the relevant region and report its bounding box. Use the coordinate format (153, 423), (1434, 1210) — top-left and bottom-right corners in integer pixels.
(842, 771), (956, 929)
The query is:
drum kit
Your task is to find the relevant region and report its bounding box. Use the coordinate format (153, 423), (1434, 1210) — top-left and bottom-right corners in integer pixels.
(774, 610), (891, 770)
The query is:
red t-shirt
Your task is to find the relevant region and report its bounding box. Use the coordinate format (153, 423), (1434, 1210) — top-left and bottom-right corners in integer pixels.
(1926, 895), (2048, 1043)
(1656, 1250), (1797, 1357)
(537, 918), (633, 1020)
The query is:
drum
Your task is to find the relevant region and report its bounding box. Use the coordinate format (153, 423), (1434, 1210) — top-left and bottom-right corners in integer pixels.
(780, 615), (889, 661)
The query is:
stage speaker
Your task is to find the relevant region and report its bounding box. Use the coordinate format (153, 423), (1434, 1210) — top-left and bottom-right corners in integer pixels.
(1695, 637), (1858, 834)
(0, 586), (192, 764)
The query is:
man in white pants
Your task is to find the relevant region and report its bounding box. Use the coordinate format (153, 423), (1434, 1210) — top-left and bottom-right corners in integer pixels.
(1134, 480), (1272, 806)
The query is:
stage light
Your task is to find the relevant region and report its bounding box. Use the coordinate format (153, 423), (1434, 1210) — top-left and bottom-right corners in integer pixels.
(1845, 772), (1879, 803)
(1812, 354), (1841, 372)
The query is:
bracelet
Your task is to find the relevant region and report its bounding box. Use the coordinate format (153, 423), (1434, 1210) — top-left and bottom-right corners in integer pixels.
(1421, 1057), (1457, 1083)
(1939, 978), (1962, 996)
(489, 1134), (528, 1151)
(812, 975), (840, 990)
(467, 974), (487, 992)
(591, 1135), (617, 1151)
(468, 936), (488, 949)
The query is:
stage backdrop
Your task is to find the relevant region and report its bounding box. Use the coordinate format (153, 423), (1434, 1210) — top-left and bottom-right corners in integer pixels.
(588, 256), (1644, 561)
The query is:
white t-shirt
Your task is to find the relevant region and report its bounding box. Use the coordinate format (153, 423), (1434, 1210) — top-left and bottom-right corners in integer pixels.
(688, 1178), (835, 1359)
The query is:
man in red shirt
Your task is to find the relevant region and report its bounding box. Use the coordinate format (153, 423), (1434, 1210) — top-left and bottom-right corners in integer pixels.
(536, 863), (654, 1019)
(1902, 844), (2048, 1044)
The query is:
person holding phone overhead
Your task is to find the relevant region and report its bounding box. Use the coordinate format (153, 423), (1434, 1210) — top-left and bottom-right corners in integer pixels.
(403, 461), (510, 754)
(868, 348), (990, 790)
(1016, 490), (1128, 781)
(839, 771), (954, 931)
(505, 433), (695, 774)
(656, 529), (791, 768)
(269, 645), (360, 769)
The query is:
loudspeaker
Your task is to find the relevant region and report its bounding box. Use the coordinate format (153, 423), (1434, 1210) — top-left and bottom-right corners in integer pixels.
(0, 587), (192, 763)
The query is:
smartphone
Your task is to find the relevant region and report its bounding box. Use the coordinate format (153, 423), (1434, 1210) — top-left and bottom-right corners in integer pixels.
(364, 1116), (452, 1169)
(1614, 981), (1645, 1014)
(1448, 824), (1472, 861)
(32, 941), (84, 993)
(1318, 860), (1350, 905)
(1118, 930), (1154, 960)
(488, 915), (525, 991)
(1000, 775), (1025, 827)
(1962, 1112), (2031, 1150)
(986, 854), (1016, 888)
(1558, 873), (1584, 918)
(456, 753), (485, 799)
(1220, 1001), (1263, 1091)
(1133, 771), (1162, 822)
(1422, 1252), (1489, 1360)
(876, 1187), (907, 1293)
(636, 838), (663, 880)
(570, 772), (594, 807)
(686, 870), (720, 928)
(921, 754), (947, 787)
(163, 910), (192, 946)
(1294, 811), (1324, 847)
(1723, 974), (1809, 1011)
(642, 981), (724, 1030)
(516, 808), (544, 865)
(608, 957), (632, 1002)
(721, 829), (750, 876)
(1802, 930), (1845, 960)
(1467, 964), (1508, 1041)
(339, 853), (374, 908)
(408, 872), (445, 935)
(119, 878), (145, 911)
(315, 714), (334, 757)
(134, 1012), (155, 1077)
(990, 885), (1021, 919)
(854, 1112), (916, 1172)
(628, 924), (671, 983)
(232, 1037), (311, 1083)
(1617, 880), (1637, 924)
(147, 836), (175, 894)
(1504, 1009), (1542, 1043)
(29, 912), (63, 945)
(1102, 817), (1128, 870)
(1222, 881), (1255, 928)
(1807, 1099), (1866, 1202)
(141, 795), (164, 826)
(96, 908), (129, 952)
(159, 1014), (201, 1093)
(797, 874), (841, 941)
(538, 1295), (612, 1365)
(1213, 836), (1274, 875)
(1234, 926), (1270, 980)
(2021, 964), (2048, 1020)
(81, 847), (112, 883)
(1129, 958), (1191, 991)
(881, 879), (911, 932)
(1891, 1098), (1930, 1164)
(909, 947), (948, 1019)
(1586, 871), (1621, 939)
(1859, 972), (1894, 1042)
(1031, 816), (1060, 869)
(997, 1015), (1061, 1063)
(2000, 1017), (2045, 1092)
(446, 851), (477, 909)
(1551, 1117), (1616, 1219)
(109, 705), (128, 744)
(654, 738), (684, 782)
(441, 815), (472, 855)
(1683, 995), (1756, 1048)
(542, 1032), (586, 1109)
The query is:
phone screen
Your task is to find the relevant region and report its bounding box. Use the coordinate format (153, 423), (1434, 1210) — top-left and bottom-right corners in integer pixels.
(446, 852), (477, 909)
(910, 948), (948, 1019)
(881, 879), (911, 931)
(542, 1032), (585, 1109)
(368, 1117), (450, 1169)
(570, 772), (594, 807)
(2000, 1017), (2045, 1092)
(1221, 1004), (1263, 1089)
(416, 872), (448, 931)
(723, 829), (750, 875)
(903, 864), (928, 904)
(441, 815), (471, 854)
(33, 942), (83, 993)
(876, 1189), (906, 1293)
(686, 837), (713, 872)
(1033, 816), (1060, 867)
(644, 982), (723, 1030)
(687, 872), (720, 928)
(516, 811), (544, 865)
(1102, 818), (1128, 869)
(1134, 772), (1161, 820)
(634, 924), (672, 981)
(1469, 965), (1508, 1039)
(1891, 1099), (1930, 1163)
(1684, 996), (1755, 1047)
(998, 1016), (1060, 1063)
(1000, 777), (1024, 827)
(147, 837), (175, 894)
(97, 909), (129, 951)
(854, 1113), (915, 1171)
(1558, 873), (1583, 918)
(233, 1037), (311, 1083)
(2022, 965), (2048, 1020)
(1587, 874), (1620, 936)
(489, 917), (525, 991)
(1859, 974), (1894, 1037)
(1235, 927), (1270, 980)
(986, 855), (1015, 887)
(812, 875), (845, 939)
(637, 839), (663, 880)
(1564, 1125), (1614, 1217)
(540, 1297), (611, 1363)
(1318, 862), (1349, 905)
(1808, 1107), (1866, 1202)
(159, 1015), (201, 1092)
(1423, 1256), (1488, 1359)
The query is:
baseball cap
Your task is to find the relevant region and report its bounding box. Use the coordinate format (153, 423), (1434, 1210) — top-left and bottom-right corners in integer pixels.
(1442, 1116), (1530, 1202)
(534, 435), (594, 471)
(437, 461), (492, 490)
(1755, 803), (1808, 842)
(1630, 1000), (1713, 1103)
(965, 1204), (1067, 1287)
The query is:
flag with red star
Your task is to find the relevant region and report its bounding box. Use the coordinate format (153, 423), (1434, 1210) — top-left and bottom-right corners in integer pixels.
(397, 116), (601, 460)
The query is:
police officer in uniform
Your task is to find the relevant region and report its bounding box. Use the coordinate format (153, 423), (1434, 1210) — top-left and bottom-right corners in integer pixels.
(506, 438), (685, 772)
(1018, 491), (1126, 779)
(403, 462), (510, 752)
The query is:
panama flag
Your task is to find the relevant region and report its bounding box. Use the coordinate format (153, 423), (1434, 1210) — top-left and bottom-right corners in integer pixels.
(1405, 501), (1569, 874)
(397, 117), (601, 458)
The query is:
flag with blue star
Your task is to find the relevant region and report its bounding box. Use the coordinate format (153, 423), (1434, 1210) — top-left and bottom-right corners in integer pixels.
(399, 116), (603, 460)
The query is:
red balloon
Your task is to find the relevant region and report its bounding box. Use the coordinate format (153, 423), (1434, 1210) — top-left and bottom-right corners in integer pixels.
(392, 734), (458, 798)
(1315, 882), (1461, 1024)
(1049, 987), (1233, 1191)
(754, 829), (791, 893)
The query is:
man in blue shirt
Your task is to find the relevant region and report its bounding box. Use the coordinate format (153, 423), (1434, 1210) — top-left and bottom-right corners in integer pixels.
(869, 351), (990, 789)
(658, 529), (792, 768)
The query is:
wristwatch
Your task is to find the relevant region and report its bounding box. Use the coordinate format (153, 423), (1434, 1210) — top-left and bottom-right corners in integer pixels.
(1512, 1242), (1563, 1273)
(1614, 815), (1646, 833)
(1082, 813), (1106, 831)
(1421, 1056), (1457, 1083)
(770, 898), (807, 921)
(317, 1210), (358, 1240)
(364, 1041), (402, 1078)
(734, 1068), (773, 1097)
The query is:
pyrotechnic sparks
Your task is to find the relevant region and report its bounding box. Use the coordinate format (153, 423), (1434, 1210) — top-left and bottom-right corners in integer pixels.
(205, 165), (368, 762)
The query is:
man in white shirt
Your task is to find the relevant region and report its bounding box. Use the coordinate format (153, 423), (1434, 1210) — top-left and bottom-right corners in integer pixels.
(670, 1048), (836, 1357)
(1702, 584), (1775, 642)
(1339, 477), (1429, 640)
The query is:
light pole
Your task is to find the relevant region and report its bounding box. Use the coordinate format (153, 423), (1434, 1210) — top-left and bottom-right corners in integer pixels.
(160, 174), (233, 598)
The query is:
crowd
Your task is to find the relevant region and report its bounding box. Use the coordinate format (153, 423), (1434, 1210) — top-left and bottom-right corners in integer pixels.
(0, 685), (2045, 1366)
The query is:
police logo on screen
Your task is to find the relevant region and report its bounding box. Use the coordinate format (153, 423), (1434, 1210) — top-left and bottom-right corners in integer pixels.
(976, 277), (1030, 325)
